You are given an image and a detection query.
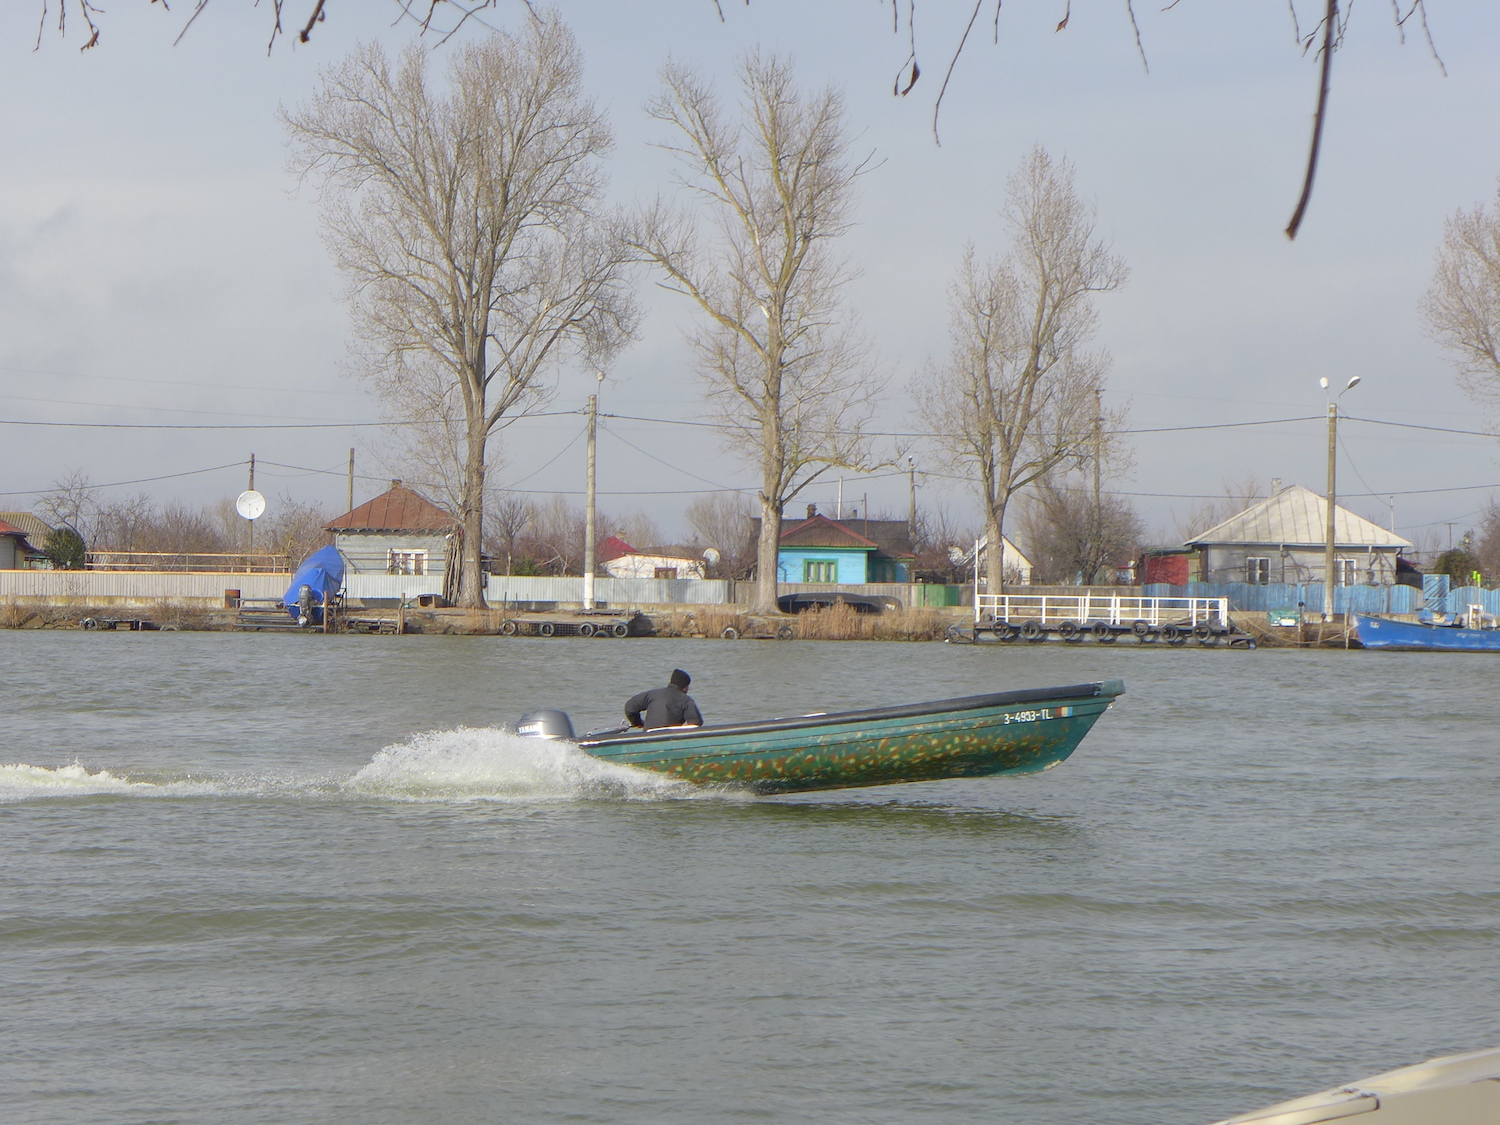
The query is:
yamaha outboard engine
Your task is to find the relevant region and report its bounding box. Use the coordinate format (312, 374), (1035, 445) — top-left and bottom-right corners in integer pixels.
(516, 709), (576, 741)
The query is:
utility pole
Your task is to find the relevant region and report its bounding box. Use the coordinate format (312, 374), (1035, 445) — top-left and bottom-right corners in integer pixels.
(582, 383), (600, 611)
(247, 453), (256, 555)
(907, 458), (916, 543)
(1320, 375), (1361, 620)
(1323, 400), (1337, 620)
(1092, 387), (1103, 586)
(347, 448), (355, 514)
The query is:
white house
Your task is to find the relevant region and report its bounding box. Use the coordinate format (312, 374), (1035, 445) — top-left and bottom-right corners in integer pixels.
(596, 536), (706, 580)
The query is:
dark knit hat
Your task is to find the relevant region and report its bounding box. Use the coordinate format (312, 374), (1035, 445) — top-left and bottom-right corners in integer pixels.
(670, 668), (691, 689)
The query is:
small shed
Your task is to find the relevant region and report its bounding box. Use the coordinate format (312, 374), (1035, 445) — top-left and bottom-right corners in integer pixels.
(324, 481), (460, 580)
(1185, 483), (1412, 586)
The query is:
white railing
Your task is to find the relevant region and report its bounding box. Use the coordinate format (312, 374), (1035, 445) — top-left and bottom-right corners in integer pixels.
(976, 593), (1229, 628)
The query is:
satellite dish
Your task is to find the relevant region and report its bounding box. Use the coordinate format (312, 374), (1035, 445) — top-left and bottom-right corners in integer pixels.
(236, 490), (266, 521)
(703, 547), (722, 565)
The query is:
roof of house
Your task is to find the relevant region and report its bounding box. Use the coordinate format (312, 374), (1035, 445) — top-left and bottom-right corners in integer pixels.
(602, 541), (706, 565)
(1185, 484), (1413, 550)
(325, 484), (458, 533)
(596, 535), (636, 564)
(0, 512), (53, 541)
(778, 514), (880, 551)
(0, 518), (26, 538)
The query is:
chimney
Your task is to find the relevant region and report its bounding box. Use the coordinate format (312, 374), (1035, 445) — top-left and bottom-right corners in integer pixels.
(391, 479), (402, 489)
(807, 503), (818, 519)
(1270, 477), (1282, 495)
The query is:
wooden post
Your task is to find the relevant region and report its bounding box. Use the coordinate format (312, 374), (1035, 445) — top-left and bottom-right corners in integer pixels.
(398, 596), (406, 636)
(322, 589), (330, 634)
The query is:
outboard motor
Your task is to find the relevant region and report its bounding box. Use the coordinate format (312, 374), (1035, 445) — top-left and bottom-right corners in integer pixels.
(296, 583), (314, 627)
(516, 709), (576, 741)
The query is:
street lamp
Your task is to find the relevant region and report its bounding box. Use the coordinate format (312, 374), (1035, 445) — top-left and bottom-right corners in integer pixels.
(583, 369), (605, 612)
(1321, 374), (1361, 620)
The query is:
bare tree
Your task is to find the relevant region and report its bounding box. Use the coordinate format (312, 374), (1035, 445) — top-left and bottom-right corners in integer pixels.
(1422, 183), (1500, 412)
(684, 492), (756, 577)
(1017, 476), (1145, 585)
(485, 494), (536, 576)
(284, 17), (636, 607)
(915, 146), (1126, 594)
(622, 53), (879, 612)
(1172, 475), (1266, 542)
(36, 470), (99, 543)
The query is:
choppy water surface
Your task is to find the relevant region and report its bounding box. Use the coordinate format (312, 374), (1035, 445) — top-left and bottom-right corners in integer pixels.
(2, 632), (1498, 1124)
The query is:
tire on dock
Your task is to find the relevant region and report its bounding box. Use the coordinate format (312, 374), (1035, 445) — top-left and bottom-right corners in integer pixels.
(1020, 619), (1046, 642)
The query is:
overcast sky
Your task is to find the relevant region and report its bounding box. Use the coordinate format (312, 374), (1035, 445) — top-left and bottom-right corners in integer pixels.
(3, 1), (1499, 551)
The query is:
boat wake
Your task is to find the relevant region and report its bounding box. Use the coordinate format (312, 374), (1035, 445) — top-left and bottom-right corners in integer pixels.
(0, 761), (225, 801)
(0, 727), (728, 805)
(343, 726), (715, 803)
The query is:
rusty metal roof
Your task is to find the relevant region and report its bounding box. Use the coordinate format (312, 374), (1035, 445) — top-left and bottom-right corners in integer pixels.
(0, 518), (26, 537)
(325, 485), (457, 533)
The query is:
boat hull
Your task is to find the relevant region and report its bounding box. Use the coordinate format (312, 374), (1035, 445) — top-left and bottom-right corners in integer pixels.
(578, 680), (1123, 794)
(1352, 613), (1500, 652)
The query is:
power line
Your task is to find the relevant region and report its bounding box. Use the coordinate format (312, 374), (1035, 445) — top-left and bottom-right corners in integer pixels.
(0, 408), (583, 431)
(0, 461), (249, 499)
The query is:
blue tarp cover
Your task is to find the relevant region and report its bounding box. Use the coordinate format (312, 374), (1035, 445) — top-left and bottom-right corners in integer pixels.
(283, 545), (345, 618)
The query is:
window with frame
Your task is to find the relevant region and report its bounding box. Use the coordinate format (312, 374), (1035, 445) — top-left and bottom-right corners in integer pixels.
(653, 567), (678, 580)
(388, 549), (428, 576)
(804, 559), (838, 583)
(1246, 557), (1271, 585)
(1334, 557), (1357, 587)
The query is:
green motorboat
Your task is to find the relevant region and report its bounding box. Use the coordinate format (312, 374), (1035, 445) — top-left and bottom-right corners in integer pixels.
(520, 679), (1124, 794)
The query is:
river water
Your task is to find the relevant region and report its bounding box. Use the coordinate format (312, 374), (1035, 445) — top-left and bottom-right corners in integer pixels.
(2, 632), (1497, 1124)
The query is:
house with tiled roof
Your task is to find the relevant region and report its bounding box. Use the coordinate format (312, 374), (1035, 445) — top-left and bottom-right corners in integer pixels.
(324, 481), (459, 579)
(759, 506), (917, 584)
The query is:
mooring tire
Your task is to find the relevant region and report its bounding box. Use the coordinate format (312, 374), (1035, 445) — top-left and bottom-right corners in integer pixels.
(1131, 619), (1151, 638)
(538, 621), (555, 637)
(1162, 624), (1186, 645)
(500, 619), (517, 636)
(611, 622), (629, 638)
(577, 622), (595, 638)
(160, 624), (180, 632)
(80, 617), (98, 631)
(720, 626), (740, 640)
(776, 624), (795, 640)
(1057, 620), (1082, 642)
(1197, 631), (1220, 647)
(1090, 620), (1112, 642)
(1192, 622), (1213, 642)
(1021, 620), (1045, 642)
(998, 622), (1019, 642)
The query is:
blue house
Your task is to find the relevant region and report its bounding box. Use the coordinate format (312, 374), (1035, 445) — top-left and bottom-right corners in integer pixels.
(772, 513), (912, 584)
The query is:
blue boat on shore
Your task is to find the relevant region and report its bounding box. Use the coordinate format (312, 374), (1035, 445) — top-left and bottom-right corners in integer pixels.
(1352, 611), (1500, 652)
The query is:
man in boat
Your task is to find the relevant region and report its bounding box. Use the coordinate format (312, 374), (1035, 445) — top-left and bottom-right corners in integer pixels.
(625, 669), (704, 731)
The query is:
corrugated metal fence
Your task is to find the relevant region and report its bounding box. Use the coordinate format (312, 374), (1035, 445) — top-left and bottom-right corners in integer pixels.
(1141, 582), (1422, 614)
(0, 571), (286, 603)
(486, 576), (734, 606)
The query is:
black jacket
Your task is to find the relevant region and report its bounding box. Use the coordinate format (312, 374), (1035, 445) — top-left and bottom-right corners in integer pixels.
(624, 684), (703, 731)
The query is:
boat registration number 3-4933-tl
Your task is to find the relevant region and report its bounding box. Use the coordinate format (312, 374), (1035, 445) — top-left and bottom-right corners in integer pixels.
(1003, 706), (1074, 724)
